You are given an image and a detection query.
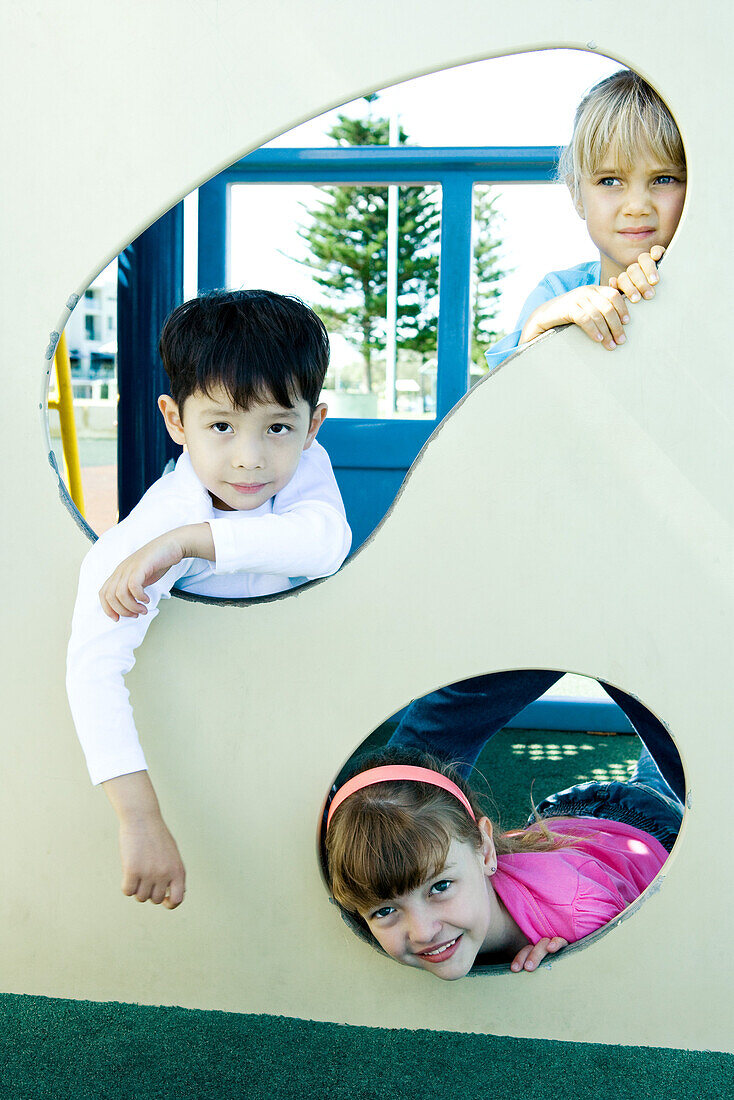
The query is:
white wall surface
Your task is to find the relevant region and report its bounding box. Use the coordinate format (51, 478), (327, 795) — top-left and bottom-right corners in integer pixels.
(0, 0), (731, 1052)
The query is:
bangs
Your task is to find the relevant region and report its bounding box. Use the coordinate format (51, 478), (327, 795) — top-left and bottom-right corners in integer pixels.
(327, 801), (456, 914)
(579, 111), (685, 179)
(558, 70), (685, 192)
(195, 349), (302, 413)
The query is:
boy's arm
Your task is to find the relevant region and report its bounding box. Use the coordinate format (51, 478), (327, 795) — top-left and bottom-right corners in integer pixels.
(67, 525), (193, 783)
(99, 524), (214, 620)
(99, 447), (351, 617)
(68, 523), (194, 907)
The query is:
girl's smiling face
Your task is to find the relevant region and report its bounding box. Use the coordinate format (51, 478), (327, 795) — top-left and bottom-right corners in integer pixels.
(574, 147), (687, 285)
(360, 820), (514, 981)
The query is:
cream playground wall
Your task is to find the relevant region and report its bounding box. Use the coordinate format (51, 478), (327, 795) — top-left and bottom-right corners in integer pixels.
(1, 0), (731, 1054)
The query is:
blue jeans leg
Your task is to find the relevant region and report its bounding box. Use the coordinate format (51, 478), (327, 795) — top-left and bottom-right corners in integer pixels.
(599, 682), (685, 803)
(387, 670), (563, 778)
(387, 671), (686, 803)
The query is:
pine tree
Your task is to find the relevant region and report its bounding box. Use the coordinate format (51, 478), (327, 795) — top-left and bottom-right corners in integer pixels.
(470, 186), (505, 371)
(296, 114), (441, 393)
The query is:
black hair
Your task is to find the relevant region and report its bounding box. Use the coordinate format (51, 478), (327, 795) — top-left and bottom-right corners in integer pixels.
(159, 289), (330, 415)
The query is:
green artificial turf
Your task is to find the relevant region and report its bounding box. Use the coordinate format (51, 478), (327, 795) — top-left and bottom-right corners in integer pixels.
(360, 724), (642, 829)
(0, 993), (731, 1100)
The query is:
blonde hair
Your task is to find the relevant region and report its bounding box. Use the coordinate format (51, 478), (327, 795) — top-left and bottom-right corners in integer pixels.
(325, 752), (572, 920)
(558, 70), (685, 199)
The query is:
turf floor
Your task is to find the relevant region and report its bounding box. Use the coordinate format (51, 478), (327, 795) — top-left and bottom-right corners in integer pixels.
(1, 992), (731, 1100)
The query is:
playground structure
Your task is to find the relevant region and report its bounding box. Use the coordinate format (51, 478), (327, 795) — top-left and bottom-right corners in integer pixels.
(1, 0), (732, 1055)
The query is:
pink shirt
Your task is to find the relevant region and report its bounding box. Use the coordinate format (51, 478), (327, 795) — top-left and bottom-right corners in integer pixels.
(492, 818), (668, 943)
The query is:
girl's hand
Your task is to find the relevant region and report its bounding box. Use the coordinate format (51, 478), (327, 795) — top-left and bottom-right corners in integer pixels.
(510, 936), (568, 972)
(608, 244), (665, 303)
(520, 285), (630, 351)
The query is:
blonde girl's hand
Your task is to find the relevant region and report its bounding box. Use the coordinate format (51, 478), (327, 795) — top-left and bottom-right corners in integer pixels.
(609, 244), (665, 303)
(510, 936), (568, 973)
(520, 285), (630, 351)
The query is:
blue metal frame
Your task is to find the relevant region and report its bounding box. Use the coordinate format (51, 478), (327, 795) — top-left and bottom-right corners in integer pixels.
(117, 203), (183, 519)
(198, 146), (559, 547)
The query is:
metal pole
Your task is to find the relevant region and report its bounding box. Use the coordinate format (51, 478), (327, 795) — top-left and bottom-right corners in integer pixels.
(384, 112), (399, 416)
(50, 330), (85, 515)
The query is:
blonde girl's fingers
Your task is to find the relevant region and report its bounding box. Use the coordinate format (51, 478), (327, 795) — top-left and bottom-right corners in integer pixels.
(614, 269), (643, 303)
(597, 294), (628, 343)
(638, 252), (660, 287)
(570, 301), (611, 345)
(626, 262), (656, 299)
(584, 303), (620, 350)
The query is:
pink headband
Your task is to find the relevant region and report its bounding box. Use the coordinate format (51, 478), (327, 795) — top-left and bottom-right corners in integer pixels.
(326, 765), (477, 830)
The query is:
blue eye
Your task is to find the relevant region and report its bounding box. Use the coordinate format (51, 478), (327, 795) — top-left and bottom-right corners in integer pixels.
(654, 175), (677, 185)
(429, 879), (452, 896)
(598, 177), (620, 187)
(370, 905), (396, 920)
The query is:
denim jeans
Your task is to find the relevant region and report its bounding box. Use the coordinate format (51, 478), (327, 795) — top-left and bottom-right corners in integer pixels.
(387, 670), (685, 803)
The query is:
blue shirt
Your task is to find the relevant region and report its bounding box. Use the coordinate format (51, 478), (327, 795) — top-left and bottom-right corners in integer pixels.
(485, 261), (601, 373)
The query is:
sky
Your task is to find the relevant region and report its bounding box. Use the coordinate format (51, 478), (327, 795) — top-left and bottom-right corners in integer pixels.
(226, 49), (623, 332)
(104, 49), (625, 351)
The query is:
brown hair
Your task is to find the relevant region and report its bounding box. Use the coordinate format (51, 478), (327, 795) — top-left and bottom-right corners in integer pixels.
(558, 69), (685, 200)
(325, 751), (572, 921)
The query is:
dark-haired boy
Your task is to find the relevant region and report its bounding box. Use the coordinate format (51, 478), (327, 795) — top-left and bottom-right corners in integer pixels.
(67, 290), (351, 909)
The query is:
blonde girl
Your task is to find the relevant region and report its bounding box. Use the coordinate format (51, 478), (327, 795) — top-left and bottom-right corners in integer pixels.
(485, 68), (686, 369)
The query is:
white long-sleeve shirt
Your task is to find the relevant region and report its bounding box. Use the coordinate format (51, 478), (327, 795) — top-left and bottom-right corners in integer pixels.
(66, 441), (351, 784)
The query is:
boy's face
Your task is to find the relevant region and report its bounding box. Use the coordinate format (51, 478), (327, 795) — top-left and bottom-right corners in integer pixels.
(158, 386), (327, 511)
(358, 825), (499, 982)
(574, 147), (687, 285)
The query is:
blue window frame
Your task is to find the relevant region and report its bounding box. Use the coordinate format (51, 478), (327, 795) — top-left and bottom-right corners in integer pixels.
(197, 146), (559, 548)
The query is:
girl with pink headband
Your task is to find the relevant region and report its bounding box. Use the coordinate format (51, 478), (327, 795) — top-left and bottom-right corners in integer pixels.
(324, 748), (682, 980)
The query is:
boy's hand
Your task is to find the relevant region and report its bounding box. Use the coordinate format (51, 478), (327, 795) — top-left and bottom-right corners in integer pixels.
(103, 771), (186, 909)
(99, 523), (215, 620)
(510, 936), (568, 973)
(608, 244), (665, 303)
(118, 816), (186, 909)
(521, 285), (630, 351)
